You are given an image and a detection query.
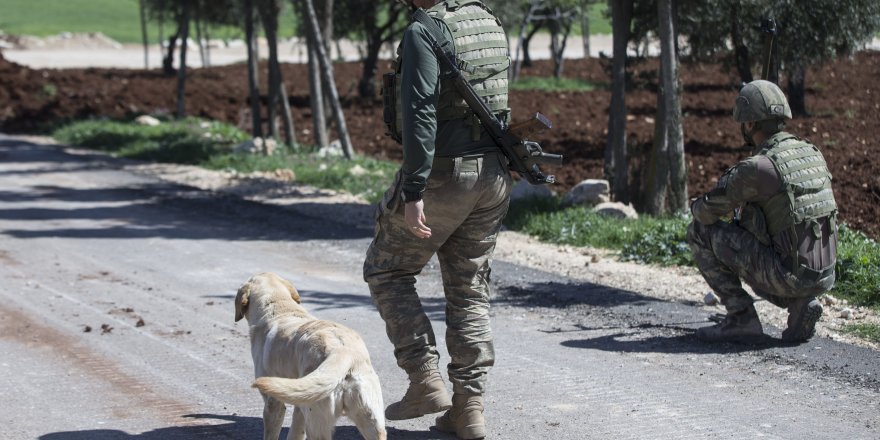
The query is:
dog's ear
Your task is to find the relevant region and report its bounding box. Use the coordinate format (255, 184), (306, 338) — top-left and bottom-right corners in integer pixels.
(234, 283), (251, 322)
(279, 277), (301, 304)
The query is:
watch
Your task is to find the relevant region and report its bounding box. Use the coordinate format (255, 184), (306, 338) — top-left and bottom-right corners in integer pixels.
(402, 189), (423, 203)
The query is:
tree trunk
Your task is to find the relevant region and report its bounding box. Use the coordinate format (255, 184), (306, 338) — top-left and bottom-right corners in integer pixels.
(645, 0), (687, 215)
(195, 4), (207, 68)
(175, 0), (191, 119)
(245, 0), (263, 138)
(139, 0), (149, 69)
(280, 81), (296, 148)
(157, 1), (165, 69)
(581, 0), (590, 58)
(606, 0), (632, 203)
(787, 61), (808, 117)
(303, 0), (354, 159)
(730, 3), (753, 84)
(307, 31), (329, 149)
(259, 1), (280, 140)
(513, 1), (540, 81)
(522, 22), (542, 67)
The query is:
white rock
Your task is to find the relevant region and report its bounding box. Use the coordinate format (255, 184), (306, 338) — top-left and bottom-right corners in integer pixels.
(348, 165), (368, 177)
(703, 292), (720, 306)
(318, 140), (344, 158)
(592, 202), (639, 220)
(820, 294), (839, 307)
(510, 179), (554, 202)
(134, 115), (161, 126)
(562, 179), (610, 207)
(839, 308), (854, 320)
(233, 137), (276, 155)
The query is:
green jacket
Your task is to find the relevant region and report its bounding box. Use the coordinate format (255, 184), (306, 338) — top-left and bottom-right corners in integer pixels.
(398, 3), (507, 196)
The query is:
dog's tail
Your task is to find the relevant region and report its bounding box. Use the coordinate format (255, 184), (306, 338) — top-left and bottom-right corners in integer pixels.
(252, 352), (353, 405)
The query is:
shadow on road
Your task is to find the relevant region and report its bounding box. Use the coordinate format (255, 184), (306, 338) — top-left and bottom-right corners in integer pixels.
(38, 413), (453, 440)
(560, 331), (795, 355)
(0, 142), (374, 241)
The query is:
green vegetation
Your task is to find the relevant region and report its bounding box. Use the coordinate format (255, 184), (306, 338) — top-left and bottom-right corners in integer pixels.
(841, 323), (880, 343)
(504, 199), (880, 308)
(834, 225), (880, 309)
(51, 118), (396, 203)
(0, 0), (296, 43)
(511, 77), (605, 92)
(505, 199), (693, 266)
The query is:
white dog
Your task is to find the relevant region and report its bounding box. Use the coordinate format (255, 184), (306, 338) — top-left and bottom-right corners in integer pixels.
(235, 272), (386, 440)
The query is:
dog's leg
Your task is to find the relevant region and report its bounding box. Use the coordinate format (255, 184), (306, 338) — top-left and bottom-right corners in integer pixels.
(303, 400), (336, 440)
(346, 374), (387, 440)
(262, 395), (286, 440)
(286, 406), (306, 440)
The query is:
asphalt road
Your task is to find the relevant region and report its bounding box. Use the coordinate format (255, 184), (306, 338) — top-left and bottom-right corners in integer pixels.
(1, 134), (878, 440)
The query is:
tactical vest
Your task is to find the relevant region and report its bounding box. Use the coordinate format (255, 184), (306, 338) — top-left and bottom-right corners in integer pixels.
(747, 133), (837, 268)
(383, 0), (510, 144)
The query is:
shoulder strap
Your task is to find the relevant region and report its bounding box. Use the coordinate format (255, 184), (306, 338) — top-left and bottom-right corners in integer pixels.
(412, 9), (456, 67)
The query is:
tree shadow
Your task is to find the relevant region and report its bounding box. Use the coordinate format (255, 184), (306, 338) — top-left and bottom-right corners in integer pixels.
(38, 413), (450, 440)
(560, 330), (793, 355)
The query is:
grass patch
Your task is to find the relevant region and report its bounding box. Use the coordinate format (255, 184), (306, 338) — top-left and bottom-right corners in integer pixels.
(511, 77), (606, 92)
(51, 118), (398, 203)
(203, 152), (398, 203)
(840, 323), (880, 344)
(505, 198), (692, 266)
(0, 0), (297, 43)
(504, 199), (880, 307)
(834, 225), (880, 308)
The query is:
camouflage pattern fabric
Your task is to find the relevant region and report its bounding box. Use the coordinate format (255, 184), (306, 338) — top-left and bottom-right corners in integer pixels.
(364, 152), (511, 395)
(687, 220), (835, 313)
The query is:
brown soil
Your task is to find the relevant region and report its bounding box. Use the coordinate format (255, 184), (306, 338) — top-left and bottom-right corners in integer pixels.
(1, 49), (878, 238)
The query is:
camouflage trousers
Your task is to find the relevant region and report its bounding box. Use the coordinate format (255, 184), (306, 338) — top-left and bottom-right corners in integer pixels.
(687, 220), (834, 314)
(363, 152), (512, 395)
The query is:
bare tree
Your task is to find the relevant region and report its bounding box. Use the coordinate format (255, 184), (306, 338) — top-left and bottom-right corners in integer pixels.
(645, 0), (687, 215)
(140, 0), (150, 69)
(175, 0), (191, 118)
(303, 0), (354, 158)
(306, 30), (329, 148)
(606, 0), (632, 203)
(244, 0), (263, 138)
(258, 0), (296, 148)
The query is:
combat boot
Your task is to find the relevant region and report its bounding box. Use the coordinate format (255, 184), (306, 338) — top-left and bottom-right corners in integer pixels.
(696, 305), (763, 342)
(385, 369), (452, 420)
(433, 393), (486, 439)
(782, 297), (823, 342)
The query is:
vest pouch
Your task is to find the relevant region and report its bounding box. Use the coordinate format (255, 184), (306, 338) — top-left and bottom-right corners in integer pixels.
(382, 72), (402, 144)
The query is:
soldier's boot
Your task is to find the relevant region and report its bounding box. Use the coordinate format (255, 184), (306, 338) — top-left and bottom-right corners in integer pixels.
(385, 370), (452, 421)
(433, 393), (486, 439)
(696, 305), (764, 342)
(782, 297), (823, 342)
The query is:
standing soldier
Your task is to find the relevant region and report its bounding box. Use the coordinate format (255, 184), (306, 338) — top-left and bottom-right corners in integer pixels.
(363, 0), (511, 438)
(688, 80), (838, 343)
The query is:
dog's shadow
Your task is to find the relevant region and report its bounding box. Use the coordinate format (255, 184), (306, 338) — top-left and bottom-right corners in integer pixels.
(38, 413), (454, 439)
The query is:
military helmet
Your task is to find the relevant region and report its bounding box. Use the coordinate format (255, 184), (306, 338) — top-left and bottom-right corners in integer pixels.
(733, 80), (792, 123)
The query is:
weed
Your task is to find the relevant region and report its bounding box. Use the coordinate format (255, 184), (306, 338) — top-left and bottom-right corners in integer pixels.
(840, 323), (880, 343)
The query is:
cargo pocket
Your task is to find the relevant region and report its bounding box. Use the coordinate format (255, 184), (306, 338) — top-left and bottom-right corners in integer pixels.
(376, 169), (404, 221)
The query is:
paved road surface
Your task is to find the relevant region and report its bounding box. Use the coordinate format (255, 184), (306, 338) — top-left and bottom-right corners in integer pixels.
(1, 134), (878, 439)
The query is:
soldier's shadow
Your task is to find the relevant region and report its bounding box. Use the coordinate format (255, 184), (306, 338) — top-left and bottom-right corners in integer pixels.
(39, 413), (452, 440)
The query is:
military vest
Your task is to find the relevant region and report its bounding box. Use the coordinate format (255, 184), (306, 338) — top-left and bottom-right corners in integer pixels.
(745, 133), (837, 266)
(383, 0), (510, 144)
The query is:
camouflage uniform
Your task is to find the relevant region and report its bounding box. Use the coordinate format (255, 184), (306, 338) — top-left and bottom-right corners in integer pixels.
(364, 0), (511, 395)
(689, 80), (838, 341)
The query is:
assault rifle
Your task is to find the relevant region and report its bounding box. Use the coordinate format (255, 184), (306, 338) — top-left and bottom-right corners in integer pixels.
(412, 9), (563, 185)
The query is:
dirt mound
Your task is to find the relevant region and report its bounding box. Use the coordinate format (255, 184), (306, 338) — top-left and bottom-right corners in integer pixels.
(1, 52), (878, 238)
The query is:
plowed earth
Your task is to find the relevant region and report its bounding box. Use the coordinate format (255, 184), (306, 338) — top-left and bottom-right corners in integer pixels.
(1, 49), (878, 237)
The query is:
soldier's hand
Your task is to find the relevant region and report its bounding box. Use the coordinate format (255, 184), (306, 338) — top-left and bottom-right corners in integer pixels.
(405, 200), (432, 239)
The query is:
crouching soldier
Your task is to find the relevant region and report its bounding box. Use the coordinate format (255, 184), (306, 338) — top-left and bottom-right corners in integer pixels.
(688, 80), (838, 342)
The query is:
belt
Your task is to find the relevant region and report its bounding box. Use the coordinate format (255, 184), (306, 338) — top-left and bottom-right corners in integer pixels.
(431, 152), (505, 173)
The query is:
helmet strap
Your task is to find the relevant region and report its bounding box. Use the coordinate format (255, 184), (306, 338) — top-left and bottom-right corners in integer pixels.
(741, 123), (759, 147)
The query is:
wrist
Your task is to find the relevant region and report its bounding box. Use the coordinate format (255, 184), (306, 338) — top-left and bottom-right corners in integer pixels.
(402, 189), (423, 203)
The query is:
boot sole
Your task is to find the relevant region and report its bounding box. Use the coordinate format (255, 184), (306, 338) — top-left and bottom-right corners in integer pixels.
(430, 423), (486, 440)
(782, 301), (823, 342)
(385, 393), (452, 421)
